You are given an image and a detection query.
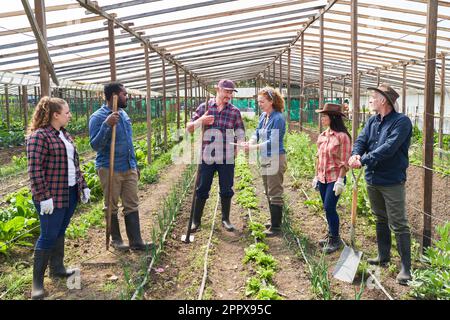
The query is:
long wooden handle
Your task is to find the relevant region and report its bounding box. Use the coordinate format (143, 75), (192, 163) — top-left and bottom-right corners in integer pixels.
(106, 94), (118, 250)
(351, 187), (358, 226)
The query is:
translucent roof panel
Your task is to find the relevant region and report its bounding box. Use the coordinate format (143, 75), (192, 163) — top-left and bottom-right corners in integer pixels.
(0, 0), (448, 95)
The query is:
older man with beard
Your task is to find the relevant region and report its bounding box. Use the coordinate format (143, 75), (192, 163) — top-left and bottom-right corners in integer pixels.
(186, 79), (245, 232)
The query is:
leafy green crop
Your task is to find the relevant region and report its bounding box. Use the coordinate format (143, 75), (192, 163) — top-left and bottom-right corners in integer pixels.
(409, 222), (450, 300)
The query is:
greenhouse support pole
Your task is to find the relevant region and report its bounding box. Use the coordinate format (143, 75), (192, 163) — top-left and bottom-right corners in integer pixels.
(5, 84), (10, 130)
(22, 86), (28, 132)
(330, 81), (333, 101)
(351, 0), (359, 143)
(319, 13), (324, 133)
(190, 75), (193, 117)
(402, 64), (407, 114)
(33, 0), (50, 96)
(287, 48), (291, 129)
(184, 72), (188, 126)
(376, 68), (380, 87)
(108, 18), (117, 81)
(300, 32), (304, 132)
(145, 43), (152, 165)
(279, 54), (282, 92)
(343, 78), (346, 103)
(272, 61), (275, 87)
(162, 55), (167, 151)
(422, 0), (438, 250)
(438, 54), (446, 159)
(176, 66), (180, 131)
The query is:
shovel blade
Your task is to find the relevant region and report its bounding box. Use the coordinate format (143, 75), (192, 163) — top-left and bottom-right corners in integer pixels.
(332, 246), (363, 283)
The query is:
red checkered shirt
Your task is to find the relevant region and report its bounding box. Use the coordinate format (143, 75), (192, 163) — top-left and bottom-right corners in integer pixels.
(191, 99), (245, 163)
(27, 125), (87, 208)
(316, 129), (351, 184)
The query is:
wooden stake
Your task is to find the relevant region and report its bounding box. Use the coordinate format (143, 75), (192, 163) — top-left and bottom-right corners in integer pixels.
(422, 0), (438, 250)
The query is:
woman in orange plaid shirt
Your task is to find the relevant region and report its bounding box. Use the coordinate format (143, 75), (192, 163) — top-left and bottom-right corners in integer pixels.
(312, 103), (351, 254)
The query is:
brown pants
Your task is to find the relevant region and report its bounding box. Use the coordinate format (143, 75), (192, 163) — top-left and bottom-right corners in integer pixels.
(261, 154), (287, 206)
(98, 168), (139, 216)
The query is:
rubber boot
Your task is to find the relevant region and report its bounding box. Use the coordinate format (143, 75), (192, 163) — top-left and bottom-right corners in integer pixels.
(319, 232), (332, 248)
(395, 233), (412, 285)
(124, 211), (153, 251)
(49, 236), (76, 278)
(323, 235), (342, 254)
(367, 223), (391, 266)
(190, 198), (207, 233)
(221, 197), (235, 231)
(31, 249), (51, 300)
(110, 214), (129, 251)
(263, 204), (282, 237)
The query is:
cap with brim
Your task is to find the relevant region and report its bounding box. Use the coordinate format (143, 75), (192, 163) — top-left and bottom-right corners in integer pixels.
(217, 79), (238, 92)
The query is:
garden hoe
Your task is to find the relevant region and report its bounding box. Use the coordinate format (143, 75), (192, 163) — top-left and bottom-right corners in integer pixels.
(332, 168), (363, 283)
(182, 94), (210, 243)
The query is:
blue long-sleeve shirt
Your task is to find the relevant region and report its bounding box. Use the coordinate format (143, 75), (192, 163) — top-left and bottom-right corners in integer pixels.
(89, 104), (137, 171)
(251, 111), (286, 158)
(352, 110), (412, 186)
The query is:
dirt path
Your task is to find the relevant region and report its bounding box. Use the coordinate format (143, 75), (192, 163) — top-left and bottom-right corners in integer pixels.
(39, 162), (187, 300)
(249, 165), (312, 300)
(143, 178), (251, 300)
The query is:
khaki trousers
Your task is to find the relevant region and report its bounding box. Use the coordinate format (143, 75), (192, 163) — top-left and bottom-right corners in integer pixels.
(261, 154), (287, 206)
(98, 168), (139, 216)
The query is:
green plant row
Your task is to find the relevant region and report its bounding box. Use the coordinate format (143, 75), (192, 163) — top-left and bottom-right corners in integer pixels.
(234, 153), (282, 300)
(281, 201), (333, 300)
(126, 163), (196, 300)
(409, 222), (450, 300)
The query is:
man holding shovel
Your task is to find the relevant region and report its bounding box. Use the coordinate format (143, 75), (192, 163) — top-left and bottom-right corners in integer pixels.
(186, 79), (245, 232)
(348, 83), (413, 285)
(89, 82), (150, 251)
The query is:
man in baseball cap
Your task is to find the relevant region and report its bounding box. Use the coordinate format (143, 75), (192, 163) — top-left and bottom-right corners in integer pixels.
(186, 79), (245, 233)
(349, 83), (413, 285)
(217, 79), (238, 93)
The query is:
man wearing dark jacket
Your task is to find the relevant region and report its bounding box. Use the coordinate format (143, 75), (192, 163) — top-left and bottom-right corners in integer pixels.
(349, 83), (413, 285)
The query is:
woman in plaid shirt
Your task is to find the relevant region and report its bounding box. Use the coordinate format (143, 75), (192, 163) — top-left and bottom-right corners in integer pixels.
(27, 97), (90, 300)
(313, 103), (351, 254)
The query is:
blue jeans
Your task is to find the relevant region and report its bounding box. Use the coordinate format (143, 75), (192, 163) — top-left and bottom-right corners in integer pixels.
(318, 179), (345, 237)
(196, 163), (235, 199)
(34, 185), (78, 250)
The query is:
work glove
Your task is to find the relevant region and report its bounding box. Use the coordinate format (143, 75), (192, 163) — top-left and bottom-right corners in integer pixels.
(312, 176), (319, 190)
(333, 177), (345, 196)
(81, 188), (91, 204)
(40, 198), (54, 215)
